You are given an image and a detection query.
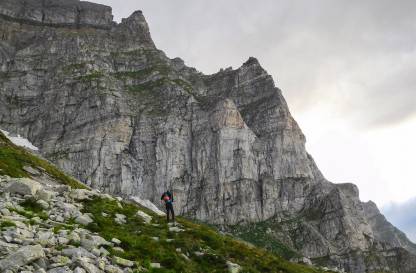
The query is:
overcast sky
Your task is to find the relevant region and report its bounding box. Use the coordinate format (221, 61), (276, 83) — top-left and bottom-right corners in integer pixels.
(94, 0), (416, 240)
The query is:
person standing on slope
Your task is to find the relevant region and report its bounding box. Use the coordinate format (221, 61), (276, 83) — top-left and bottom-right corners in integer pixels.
(161, 190), (175, 223)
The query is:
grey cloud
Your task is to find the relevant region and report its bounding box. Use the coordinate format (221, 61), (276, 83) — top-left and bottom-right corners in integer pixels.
(382, 198), (416, 243)
(94, 0), (416, 128)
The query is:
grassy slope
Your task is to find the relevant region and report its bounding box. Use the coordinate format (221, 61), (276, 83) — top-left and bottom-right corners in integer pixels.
(0, 131), (87, 189)
(83, 197), (332, 273)
(228, 218), (300, 260)
(0, 131), (334, 272)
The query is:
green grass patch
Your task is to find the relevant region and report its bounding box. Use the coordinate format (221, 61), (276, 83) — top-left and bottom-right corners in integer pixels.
(76, 71), (104, 82)
(228, 219), (299, 260)
(172, 79), (193, 92)
(18, 198), (49, 220)
(0, 131), (87, 189)
(127, 79), (167, 94)
(0, 220), (16, 229)
(8, 207), (32, 218)
(68, 239), (81, 247)
(53, 222), (76, 234)
(81, 197), (333, 273)
(113, 70), (152, 80)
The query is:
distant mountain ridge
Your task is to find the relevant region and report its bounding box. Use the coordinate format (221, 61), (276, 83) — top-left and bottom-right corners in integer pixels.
(0, 1), (415, 272)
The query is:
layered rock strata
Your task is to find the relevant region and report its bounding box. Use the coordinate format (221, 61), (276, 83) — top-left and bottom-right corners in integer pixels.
(0, 1), (415, 272)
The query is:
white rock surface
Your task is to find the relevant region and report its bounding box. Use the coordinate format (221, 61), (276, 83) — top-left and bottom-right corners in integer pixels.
(136, 210), (152, 224)
(0, 129), (39, 151)
(0, 244), (45, 271)
(75, 214), (94, 225)
(5, 178), (42, 196)
(130, 196), (165, 216)
(112, 256), (134, 267)
(114, 214), (126, 224)
(226, 261), (242, 273)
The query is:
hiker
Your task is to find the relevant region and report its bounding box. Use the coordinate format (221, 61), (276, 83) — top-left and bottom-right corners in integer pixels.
(161, 190), (175, 223)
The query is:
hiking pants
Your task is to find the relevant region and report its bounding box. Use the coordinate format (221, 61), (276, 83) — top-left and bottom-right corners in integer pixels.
(166, 202), (175, 222)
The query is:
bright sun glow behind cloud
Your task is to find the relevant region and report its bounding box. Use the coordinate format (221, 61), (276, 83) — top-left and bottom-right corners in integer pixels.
(296, 106), (416, 206)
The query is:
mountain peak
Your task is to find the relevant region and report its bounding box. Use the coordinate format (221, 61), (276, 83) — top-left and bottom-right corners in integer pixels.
(116, 9), (155, 48)
(243, 57), (260, 67)
(121, 10), (145, 23)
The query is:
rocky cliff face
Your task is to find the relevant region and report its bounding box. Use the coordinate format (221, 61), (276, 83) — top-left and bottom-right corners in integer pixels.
(0, 1), (415, 272)
(2, 131), (326, 273)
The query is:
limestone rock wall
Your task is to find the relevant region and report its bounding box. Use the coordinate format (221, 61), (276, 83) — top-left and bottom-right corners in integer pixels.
(0, 0), (113, 29)
(0, 1), (415, 272)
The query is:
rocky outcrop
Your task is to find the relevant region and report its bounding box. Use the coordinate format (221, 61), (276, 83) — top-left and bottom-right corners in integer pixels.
(5, 178), (43, 196)
(0, 244), (45, 271)
(0, 0), (113, 29)
(0, 176), (134, 272)
(0, 1), (415, 272)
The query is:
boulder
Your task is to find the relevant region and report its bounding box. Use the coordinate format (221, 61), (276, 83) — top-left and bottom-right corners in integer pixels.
(47, 266), (72, 273)
(55, 185), (71, 194)
(36, 231), (54, 244)
(0, 244), (45, 271)
(114, 214), (126, 224)
(0, 240), (19, 253)
(226, 261), (242, 273)
(99, 247), (110, 256)
(136, 210), (152, 224)
(90, 235), (111, 246)
(23, 166), (41, 176)
(112, 247), (124, 252)
(112, 256), (134, 267)
(150, 263), (161, 268)
(79, 260), (101, 273)
(73, 267), (87, 273)
(58, 237), (70, 244)
(81, 235), (111, 250)
(111, 238), (121, 245)
(105, 265), (124, 273)
(36, 199), (49, 209)
(181, 253), (190, 261)
(169, 226), (184, 232)
(130, 196), (165, 216)
(75, 214), (94, 225)
(0, 208), (11, 216)
(70, 189), (95, 201)
(68, 231), (81, 243)
(5, 178), (42, 196)
(36, 189), (55, 202)
(97, 258), (106, 270)
(290, 256), (313, 266)
(61, 247), (96, 259)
